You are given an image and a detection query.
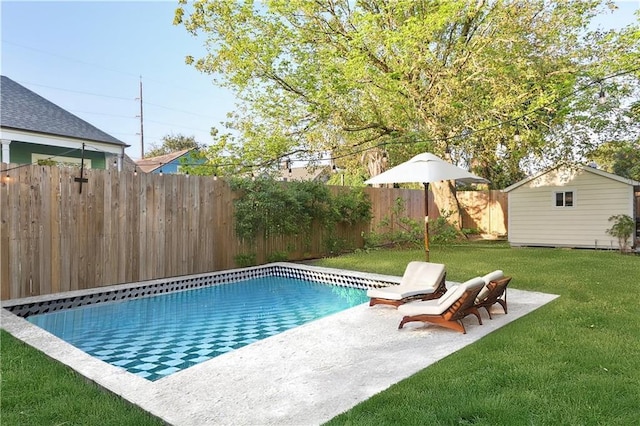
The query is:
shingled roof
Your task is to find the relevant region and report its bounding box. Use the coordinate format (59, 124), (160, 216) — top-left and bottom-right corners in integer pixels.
(0, 75), (126, 146)
(135, 148), (193, 173)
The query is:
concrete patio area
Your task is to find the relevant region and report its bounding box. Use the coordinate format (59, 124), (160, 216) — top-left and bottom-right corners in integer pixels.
(1, 286), (557, 425)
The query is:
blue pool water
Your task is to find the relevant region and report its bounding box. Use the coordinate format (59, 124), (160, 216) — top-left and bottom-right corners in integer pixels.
(28, 276), (368, 381)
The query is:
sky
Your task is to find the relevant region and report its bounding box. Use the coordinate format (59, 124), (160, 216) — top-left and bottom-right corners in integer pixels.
(1, 1), (639, 160)
(1, 0), (235, 159)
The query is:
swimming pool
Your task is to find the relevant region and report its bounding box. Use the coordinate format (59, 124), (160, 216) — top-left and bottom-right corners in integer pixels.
(27, 276), (368, 380)
(3, 263), (398, 381)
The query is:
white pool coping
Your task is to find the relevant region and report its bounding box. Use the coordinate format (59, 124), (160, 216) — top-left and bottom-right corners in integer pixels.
(1, 268), (558, 425)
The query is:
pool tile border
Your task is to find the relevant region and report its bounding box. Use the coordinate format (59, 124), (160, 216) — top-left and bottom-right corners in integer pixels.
(1, 262), (399, 318)
(1, 263), (560, 425)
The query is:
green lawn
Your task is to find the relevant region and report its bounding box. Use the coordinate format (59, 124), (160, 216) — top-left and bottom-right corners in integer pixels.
(314, 242), (640, 425)
(1, 241), (638, 425)
(0, 329), (162, 426)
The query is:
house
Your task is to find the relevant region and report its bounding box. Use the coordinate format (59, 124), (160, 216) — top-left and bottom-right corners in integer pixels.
(504, 164), (640, 250)
(134, 148), (200, 174)
(277, 165), (333, 183)
(0, 76), (128, 169)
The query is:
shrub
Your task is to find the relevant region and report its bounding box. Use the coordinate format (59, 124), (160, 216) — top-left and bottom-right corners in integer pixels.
(230, 177), (372, 257)
(428, 210), (464, 244)
(266, 251), (289, 262)
(606, 214), (635, 253)
(364, 202), (467, 248)
(234, 252), (256, 267)
(364, 198), (423, 249)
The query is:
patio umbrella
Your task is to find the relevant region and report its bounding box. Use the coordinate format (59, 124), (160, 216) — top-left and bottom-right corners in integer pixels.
(365, 153), (489, 261)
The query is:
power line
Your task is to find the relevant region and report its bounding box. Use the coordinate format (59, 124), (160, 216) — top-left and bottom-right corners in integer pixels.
(144, 119), (211, 133)
(70, 110), (138, 119)
(5, 67), (639, 175)
(142, 101), (220, 119)
(2, 40), (141, 79)
(15, 80), (134, 102)
(1, 147), (83, 173)
(2, 39), (226, 99)
(15, 79), (223, 121)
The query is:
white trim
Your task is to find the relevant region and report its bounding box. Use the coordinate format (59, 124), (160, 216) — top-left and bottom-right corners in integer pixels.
(504, 164), (640, 192)
(552, 188), (576, 208)
(1, 139), (10, 163)
(0, 128), (124, 155)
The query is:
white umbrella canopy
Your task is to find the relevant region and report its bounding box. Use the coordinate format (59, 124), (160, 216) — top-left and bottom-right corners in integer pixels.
(365, 153), (488, 185)
(365, 153), (489, 261)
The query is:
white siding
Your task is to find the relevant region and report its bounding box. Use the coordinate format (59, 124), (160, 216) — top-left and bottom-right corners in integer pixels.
(508, 167), (634, 248)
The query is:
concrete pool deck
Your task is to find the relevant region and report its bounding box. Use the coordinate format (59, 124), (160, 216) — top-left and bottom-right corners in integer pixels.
(1, 285), (557, 425)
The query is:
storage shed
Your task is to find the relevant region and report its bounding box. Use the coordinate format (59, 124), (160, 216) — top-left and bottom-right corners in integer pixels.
(504, 165), (639, 250)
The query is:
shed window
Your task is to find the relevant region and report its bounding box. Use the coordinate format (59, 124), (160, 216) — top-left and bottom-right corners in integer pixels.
(555, 191), (574, 207)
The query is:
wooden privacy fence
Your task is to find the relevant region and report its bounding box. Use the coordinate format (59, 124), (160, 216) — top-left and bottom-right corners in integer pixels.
(0, 164), (507, 300)
(367, 186), (507, 237)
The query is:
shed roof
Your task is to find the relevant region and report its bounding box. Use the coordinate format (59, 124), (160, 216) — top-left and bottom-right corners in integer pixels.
(503, 164), (640, 192)
(0, 75), (127, 146)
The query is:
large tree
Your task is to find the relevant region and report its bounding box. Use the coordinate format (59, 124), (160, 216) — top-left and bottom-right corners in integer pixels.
(175, 0), (639, 216)
(145, 133), (204, 158)
(587, 141), (640, 181)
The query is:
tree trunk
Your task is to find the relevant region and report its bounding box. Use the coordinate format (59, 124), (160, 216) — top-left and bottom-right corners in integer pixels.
(430, 180), (463, 230)
(362, 148), (388, 187)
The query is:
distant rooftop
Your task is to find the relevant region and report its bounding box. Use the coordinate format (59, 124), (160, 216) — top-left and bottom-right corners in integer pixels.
(134, 148), (193, 173)
(0, 75), (127, 146)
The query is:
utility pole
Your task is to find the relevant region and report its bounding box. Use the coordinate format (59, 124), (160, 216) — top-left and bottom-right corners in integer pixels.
(137, 76), (145, 158)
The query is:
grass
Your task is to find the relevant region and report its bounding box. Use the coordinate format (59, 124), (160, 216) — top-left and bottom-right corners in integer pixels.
(0, 329), (163, 426)
(314, 242), (640, 425)
(1, 241), (638, 425)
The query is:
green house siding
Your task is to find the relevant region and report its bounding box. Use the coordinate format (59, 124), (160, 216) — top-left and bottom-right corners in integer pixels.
(9, 141), (108, 169)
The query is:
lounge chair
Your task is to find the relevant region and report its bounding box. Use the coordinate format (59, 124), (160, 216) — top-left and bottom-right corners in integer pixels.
(367, 261), (446, 308)
(475, 270), (512, 319)
(397, 276), (485, 334)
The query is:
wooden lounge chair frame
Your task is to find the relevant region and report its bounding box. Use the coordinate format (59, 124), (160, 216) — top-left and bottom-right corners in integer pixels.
(475, 276), (512, 319)
(369, 273), (447, 308)
(398, 283), (484, 334)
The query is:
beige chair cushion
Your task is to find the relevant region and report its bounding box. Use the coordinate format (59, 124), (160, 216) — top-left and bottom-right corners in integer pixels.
(398, 298), (445, 315)
(438, 276), (484, 306)
(366, 261), (446, 300)
(366, 286), (434, 300)
(482, 270), (504, 285)
(400, 261), (446, 289)
(399, 276), (484, 316)
(476, 270), (504, 302)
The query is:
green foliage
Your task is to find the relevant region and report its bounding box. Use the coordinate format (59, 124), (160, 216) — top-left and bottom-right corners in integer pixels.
(1, 330), (162, 426)
(330, 187), (373, 225)
(3, 245), (640, 424)
(145, 133), (204, 158)
(266, 251), (289, 263)
(364, 198), (423, 249)
(365, 200), (468, 248)
(36, 159), (57, 166)
(326, 170), (368, 187)
(606, 214), (635, 253)
(230, 178), (372, 255)
(314, 244), (640, 426)
(587, 141), (640, 181)
(428, 210), (464, 244)
(174, 1), (639, 188)
(461, 227), (481, 236)
(323, 234), (350, 256)
(230, 177), (312, 241)
(234, 252), (257, 267)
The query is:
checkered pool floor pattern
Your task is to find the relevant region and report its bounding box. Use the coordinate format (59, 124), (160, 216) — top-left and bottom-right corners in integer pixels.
(28, 277), (368, 381)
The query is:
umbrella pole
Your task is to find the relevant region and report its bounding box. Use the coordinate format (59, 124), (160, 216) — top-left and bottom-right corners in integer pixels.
(424, 182), (430, 261)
